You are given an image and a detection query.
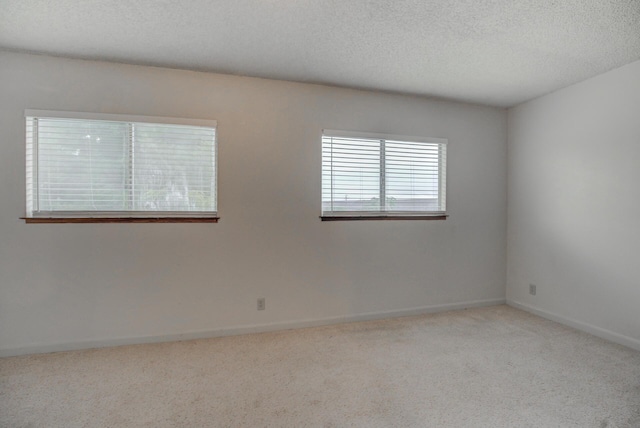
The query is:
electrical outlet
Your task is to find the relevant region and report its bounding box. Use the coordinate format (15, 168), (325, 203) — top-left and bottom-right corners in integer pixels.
(529, 284), (536, 296)
(257, 298), (265, 311)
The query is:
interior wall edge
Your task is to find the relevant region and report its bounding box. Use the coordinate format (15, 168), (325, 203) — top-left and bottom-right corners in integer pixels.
(506, 300), (640, 352)
(0, 298), (505, 358)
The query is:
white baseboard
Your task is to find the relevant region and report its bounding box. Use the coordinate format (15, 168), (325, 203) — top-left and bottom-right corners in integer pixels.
(507, 300), (640, 352)
(0, 298), (504, 358)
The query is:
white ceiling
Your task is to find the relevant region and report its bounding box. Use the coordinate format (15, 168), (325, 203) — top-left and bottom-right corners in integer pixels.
(1, 0), (639, 107)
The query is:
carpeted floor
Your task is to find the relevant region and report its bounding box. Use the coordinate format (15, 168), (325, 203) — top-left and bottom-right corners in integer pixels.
(1, 305), (639, 427)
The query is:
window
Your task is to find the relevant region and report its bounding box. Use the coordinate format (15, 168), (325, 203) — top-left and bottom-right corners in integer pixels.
(321, 130), (447, 220)
(25, 110), (217, 222)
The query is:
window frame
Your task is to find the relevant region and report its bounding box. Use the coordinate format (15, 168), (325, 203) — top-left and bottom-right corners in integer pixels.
(321, 129), (448, 221)
(24, 109), (218, 223)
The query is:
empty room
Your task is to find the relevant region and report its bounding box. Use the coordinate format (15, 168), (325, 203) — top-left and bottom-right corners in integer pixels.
(1, 0), (639, 426)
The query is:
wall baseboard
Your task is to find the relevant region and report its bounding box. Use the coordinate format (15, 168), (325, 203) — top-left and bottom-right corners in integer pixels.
(0, 298), (505, 358)
(507, 300), (640, 352)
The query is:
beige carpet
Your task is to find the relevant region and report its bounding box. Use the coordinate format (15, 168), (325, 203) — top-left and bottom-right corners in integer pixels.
(1, 305), (639, 427)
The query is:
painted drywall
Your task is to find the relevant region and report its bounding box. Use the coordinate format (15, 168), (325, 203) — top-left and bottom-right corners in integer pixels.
(0, 51), (507, 356)
(507, 60), (640, 349)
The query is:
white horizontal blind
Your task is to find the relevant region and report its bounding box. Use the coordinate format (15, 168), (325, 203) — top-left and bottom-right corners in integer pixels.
(322, 131), (446, 216)
(131, 123), (216, 212)
(26, 112), (216, 217)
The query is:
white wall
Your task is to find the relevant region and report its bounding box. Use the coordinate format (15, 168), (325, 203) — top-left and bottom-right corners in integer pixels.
(507, 60), (640, 350)
(0, 51), (507, 356)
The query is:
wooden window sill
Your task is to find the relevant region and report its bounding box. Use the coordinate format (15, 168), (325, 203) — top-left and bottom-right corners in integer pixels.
(320, 215), (447, 221)
(21, 217), (219, 224)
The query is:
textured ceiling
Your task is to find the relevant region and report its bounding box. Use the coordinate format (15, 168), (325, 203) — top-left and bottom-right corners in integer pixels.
(1, 0), (639, 107)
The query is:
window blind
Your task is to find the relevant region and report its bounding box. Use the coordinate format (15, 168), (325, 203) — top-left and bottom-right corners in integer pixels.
(322, 131), (446, 216)
(26, 111), (217, 218)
